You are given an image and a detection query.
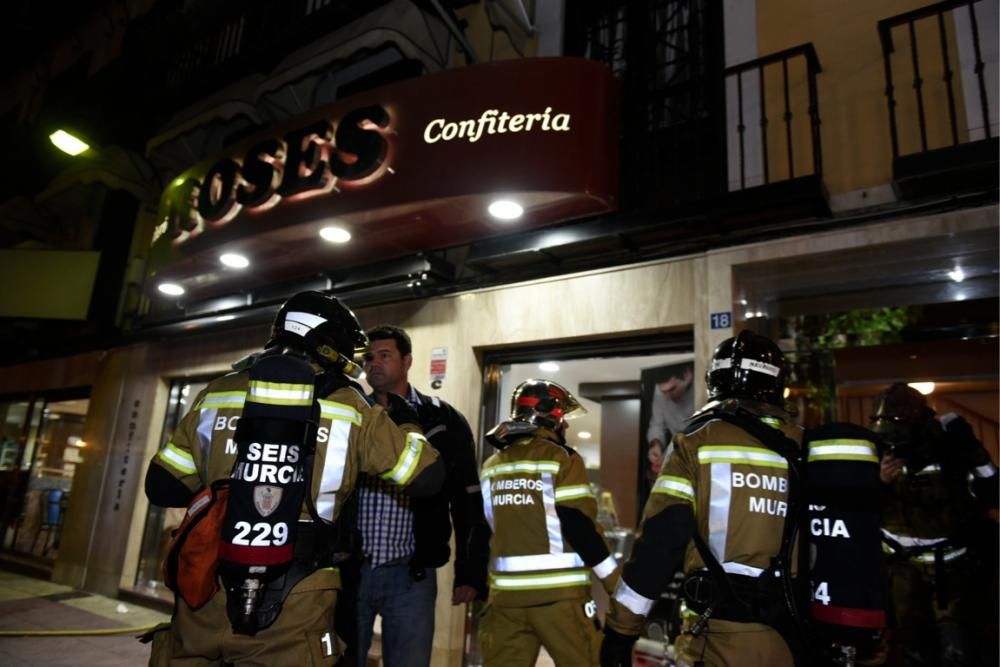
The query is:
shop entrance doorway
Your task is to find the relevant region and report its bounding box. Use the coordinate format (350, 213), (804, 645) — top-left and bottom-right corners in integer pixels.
(465, 332), (693, 666)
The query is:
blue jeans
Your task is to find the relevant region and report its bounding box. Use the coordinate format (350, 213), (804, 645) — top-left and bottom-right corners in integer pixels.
(356, 561), (437, 667)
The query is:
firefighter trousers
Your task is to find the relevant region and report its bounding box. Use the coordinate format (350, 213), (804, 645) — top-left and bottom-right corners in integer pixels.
(479, 598), (601, 667)
(674, 617), (794, 667)
(149, 576), (341, 666)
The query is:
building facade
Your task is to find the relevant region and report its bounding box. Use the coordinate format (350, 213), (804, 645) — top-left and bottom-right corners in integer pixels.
(0, 1), (995, 665)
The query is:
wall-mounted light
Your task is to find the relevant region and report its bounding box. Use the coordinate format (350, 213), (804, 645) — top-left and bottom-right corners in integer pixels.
(538, 361), (560, 372)
(158, 282), (185, 296)
(320, 226), (351, 243)
(488, 199), (523, 220)
(49, 130), (90, 156)
(220, 253), (250, 269)
(908, 381), (935, 395)
(578, 431), (592, 439)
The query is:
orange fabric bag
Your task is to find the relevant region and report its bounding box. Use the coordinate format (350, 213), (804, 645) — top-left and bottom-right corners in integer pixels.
(163, 480), (230, 609)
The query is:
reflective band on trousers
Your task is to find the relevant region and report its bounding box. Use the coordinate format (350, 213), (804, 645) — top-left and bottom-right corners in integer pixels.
(490, 570), (591, 590)
(698, 445), (788, 468)
(807, 439), (878, 463)
(247, 381), (314, 406)
(493, 552), (585, 572)
(614, 579), (655, 616)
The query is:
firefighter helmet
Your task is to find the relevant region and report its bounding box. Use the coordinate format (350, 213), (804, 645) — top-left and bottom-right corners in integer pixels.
(706, 330), (788, 406)
(268, 291), (369, 374)
(509, 379), (586, 430)
(869, 382), (935, 455)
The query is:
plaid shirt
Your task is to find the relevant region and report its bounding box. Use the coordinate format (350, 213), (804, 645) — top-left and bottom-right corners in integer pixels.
(357, 385), (419, 567)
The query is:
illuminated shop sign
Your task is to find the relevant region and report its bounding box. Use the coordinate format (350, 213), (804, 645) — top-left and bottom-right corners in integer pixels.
(153, 104), (392, 246)
(422, 107), (571, 144)
(146, 58), (619, 302)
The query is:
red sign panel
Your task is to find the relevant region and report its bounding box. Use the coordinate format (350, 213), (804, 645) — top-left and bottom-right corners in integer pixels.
(148, 58), (619, 300)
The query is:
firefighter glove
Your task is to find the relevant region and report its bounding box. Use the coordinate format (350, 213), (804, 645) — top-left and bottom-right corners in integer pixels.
(600, 627), (638, 667)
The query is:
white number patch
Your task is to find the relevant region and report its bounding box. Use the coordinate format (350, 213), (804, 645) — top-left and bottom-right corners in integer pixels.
(813, 581), (831, 606)
(231, 521), (289, 546)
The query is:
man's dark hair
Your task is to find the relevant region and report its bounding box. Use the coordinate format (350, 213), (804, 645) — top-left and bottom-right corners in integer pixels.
(366, 324), (412, 357)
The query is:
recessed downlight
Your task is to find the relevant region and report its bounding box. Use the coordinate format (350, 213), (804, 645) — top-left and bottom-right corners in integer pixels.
(908, 381), (935, 395)
(320, 226), (352, 243)
(488, 199), (523, 220)
(158, 282), (185, 296)
(948, 266), (965, 283)
(220, 252), (250, 268)
(538, 361), (560, 372)
(215, 314), (236, 322)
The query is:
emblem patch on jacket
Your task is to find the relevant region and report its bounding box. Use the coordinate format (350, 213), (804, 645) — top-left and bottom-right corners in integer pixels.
(253, 485), (283, 517)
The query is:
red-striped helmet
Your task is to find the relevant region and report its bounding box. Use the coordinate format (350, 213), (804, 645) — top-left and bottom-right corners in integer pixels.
(509, 379), (586, 429)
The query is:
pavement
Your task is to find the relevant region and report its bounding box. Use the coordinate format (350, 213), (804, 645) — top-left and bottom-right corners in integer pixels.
(0, 569), (170, 666)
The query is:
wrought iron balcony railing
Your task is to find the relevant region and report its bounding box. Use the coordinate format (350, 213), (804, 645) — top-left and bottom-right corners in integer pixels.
(878, 0), (996, 158)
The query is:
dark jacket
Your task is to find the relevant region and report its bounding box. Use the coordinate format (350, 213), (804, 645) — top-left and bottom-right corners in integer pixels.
(408, 386), (489, 593)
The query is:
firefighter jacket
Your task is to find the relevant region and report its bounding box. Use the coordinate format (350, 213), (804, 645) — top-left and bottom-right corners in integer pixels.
(480, 426), (618, 607)
(149, 368), (438, 591)
(607, 401), (803, 636)
(880, 415), (998, 566)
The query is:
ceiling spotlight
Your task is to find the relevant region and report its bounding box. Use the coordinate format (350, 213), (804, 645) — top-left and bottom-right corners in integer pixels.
(158, 282), (185, 296)
(49, 130), (90, 156)
(908, 381), (935, 395)
(220, 253), (249, 268)
(948, 267), (965, 283)
(578, 431), (592, 439)
(320, 226), (351, 243)
(538, 361), (560, 372)
(488, 199), (523, 220)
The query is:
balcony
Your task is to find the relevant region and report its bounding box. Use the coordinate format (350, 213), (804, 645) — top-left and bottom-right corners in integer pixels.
(572, 2), (828, 244)
(878, 0), (999, 200)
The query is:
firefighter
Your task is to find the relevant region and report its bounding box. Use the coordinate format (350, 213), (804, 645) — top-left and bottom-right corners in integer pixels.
(478, 379), (620, 667)
(871, 382), (998, 667)
(143, 291), (443, 665)
(601, 330), (807, 667)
